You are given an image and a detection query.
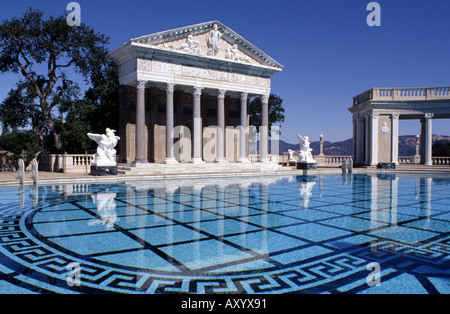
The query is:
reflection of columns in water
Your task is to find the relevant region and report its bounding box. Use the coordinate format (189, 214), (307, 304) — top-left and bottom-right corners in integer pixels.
(126, 186), (136, 224)
(319, 176), (323, 198)
(239, 183), (250, 247)
(165, 186), (177, 257)
(134, 189), (148, 268)
(390, 176), (398, 226)
(259, 184), (268, 254)
(420, 177), (432, 226)
(370, 176), (378, 231)
(216, 184), (228, 256)
(191, 185), (202, 264)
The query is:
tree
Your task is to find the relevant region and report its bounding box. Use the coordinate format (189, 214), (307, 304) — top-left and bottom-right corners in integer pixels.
(432, 140), (450, 157)
(0, 8), (110, 153)
(60, 61), (119, 153)
(248, 94), (285, 135)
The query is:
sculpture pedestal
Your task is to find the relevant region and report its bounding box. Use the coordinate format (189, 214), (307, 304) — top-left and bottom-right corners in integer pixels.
(90, 165), (118, 176)
(377, 163), (396, 170)
(297, 162), (317, 170)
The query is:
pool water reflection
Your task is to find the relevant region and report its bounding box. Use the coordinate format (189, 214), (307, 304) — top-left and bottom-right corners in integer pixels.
(0, 173), (448, 294)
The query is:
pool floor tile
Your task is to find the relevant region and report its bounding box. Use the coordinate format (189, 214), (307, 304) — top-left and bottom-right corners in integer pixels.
(275, 223), (353, 242)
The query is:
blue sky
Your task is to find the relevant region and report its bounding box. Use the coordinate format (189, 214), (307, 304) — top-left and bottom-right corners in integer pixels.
(1, 0), (449, 143)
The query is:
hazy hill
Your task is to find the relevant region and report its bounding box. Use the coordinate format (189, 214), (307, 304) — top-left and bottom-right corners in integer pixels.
(276, 135), (450, 156)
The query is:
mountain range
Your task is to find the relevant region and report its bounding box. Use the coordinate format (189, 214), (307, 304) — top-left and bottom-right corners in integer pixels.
(275, 135), (450, 156)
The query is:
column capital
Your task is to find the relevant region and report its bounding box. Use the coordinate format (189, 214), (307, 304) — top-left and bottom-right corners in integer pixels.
(371, 113), (379, 120)
(192, 86), (203, 97)
(425, 112), (434, 119)
(136, 80), (146, 91)
(260, 94), (269, 104)
(217, 89), (226, 99)
(240, 92), (248, 101)
(166, 83), (175, 94)
(391, 114), (400, 120)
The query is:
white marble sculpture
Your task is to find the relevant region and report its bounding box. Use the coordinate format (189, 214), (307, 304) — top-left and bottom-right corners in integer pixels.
(167, 34), (200, 54)
(207, 23), (223, 56)
(297, 134), (316, 163)
(226, 44), (250, 62)
(288, 149), (296, 162)
(16, 159), (25, 185)
(87, 128), (120, 166)
(30, 158), (38, 185)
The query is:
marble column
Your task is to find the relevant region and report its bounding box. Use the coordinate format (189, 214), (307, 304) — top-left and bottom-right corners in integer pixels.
(163, 83), (178, 164)
(215, 89), (227, 163)
(134, 80), (147, 163)
(238, 92), (249, 163)
(423, 113), (433, 166)
(391, 114), (399, 165)
(260, 94), (269, 163)
(355, 116), (365, 164)
(192, 86), (204, 164)
(364, 115), (370, 165)
(370, 114), (379, 166)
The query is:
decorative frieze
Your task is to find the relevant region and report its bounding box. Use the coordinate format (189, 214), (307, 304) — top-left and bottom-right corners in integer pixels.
(137, 59), (270, 89)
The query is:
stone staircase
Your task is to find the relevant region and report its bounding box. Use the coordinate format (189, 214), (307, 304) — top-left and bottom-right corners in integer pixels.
(117, 162), (291, 176)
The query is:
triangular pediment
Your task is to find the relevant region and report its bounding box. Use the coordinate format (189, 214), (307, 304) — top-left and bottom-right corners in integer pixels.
(130, 21), (283, 69)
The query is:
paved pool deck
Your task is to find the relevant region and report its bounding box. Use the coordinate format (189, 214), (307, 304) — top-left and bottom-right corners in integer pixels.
(1, 164), (449, 186)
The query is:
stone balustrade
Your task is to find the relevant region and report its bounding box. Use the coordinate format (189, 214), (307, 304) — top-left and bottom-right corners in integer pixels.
(353, 86), (450, 106)
(432, 156), (450, 165)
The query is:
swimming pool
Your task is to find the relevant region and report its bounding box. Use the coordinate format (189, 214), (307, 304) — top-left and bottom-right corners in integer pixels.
(0, 173), (448, 294)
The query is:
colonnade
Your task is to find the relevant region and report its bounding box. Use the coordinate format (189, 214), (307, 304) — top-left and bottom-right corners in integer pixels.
(353, 113), (434, 166)
(133, 81), (269, 164)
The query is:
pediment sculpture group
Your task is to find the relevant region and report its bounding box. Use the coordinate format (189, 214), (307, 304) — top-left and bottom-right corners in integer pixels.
(165, 24), (250, 63)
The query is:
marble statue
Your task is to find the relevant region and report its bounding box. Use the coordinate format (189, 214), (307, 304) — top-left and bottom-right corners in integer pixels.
(167, 35), (200, 54)
(342, 158), (347, 173)
(30, 158), (38, 185)
(16, 159), (25, 185)
(87, 128), (120, 166)
(226, 44), (250, 62)
(207, 24), (223, 56)
(381, 122), (389, 134)
(288, 149), (296, 162)
(297, 134), (316, 163)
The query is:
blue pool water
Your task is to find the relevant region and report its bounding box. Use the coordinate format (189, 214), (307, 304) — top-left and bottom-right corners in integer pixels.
(0, 173), (448, 294)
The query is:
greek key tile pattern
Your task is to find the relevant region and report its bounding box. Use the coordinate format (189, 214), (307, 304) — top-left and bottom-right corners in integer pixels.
(0, 174), (449, 294)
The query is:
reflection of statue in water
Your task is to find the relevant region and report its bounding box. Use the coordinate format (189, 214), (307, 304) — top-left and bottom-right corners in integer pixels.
(207, 23), (223, 56)
(88, 193), (118, 228)
(87, 128), (120, 166)
(297, 134), (316, 163)
(297, 176), (317, 208)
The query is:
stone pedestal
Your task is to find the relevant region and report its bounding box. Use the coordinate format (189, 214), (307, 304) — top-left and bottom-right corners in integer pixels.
(297, 162), (317, 170)
(377, 162), (396, 170)
(90, 165), (118, 176)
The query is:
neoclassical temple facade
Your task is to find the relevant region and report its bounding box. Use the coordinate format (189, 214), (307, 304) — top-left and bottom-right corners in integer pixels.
(108, 21), (282, 164)
(349, 87), (450, 166)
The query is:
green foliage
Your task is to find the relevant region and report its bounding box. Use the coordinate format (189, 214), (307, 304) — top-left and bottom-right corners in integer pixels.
(248, 94), (285, 136)
(0, 129), (37, 155)
(0, 8), (110, 152)
(432, 140), (450, 156)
